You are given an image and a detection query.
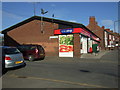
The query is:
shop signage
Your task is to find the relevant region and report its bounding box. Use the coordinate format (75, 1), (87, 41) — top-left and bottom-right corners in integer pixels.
(54, 28), (82, 34)
(81, 29), (92, 37)
(60, 29), (73, 34)
(54, 28), (100, 41)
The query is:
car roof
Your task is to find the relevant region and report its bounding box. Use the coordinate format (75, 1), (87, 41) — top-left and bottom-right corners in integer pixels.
(19, 44), (42, 46)
(0, 46), (17, 49)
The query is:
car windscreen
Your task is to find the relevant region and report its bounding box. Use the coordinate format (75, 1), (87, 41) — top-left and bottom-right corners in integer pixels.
(4, 48), (20, 54)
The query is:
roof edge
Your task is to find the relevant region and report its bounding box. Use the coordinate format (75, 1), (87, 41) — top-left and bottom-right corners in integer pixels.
(1, 16), (84, 34)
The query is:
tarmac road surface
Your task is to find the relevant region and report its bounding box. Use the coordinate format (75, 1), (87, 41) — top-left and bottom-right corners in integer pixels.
(2, 50), (119, 88)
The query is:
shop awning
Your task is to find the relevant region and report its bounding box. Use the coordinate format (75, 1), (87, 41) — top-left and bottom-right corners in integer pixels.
(54, 28), (100, 41)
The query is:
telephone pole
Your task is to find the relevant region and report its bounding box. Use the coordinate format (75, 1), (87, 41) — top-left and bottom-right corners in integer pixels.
(33, 2), (36, 16)
(40, 9), (48, 34)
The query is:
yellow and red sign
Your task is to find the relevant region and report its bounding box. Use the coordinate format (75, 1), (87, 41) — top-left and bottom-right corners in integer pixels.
(59, 45), (73, 52)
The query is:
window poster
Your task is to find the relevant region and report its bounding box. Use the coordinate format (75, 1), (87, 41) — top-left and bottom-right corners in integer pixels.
(59, 35), (73, 57)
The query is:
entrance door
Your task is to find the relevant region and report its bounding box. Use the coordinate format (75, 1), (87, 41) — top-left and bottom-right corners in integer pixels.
(88, 39), (93, 52)
(59, 35), (73, 57)
(81, 36), (88, 53)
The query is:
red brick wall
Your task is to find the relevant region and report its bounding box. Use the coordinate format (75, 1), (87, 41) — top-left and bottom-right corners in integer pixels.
(73, 34), (81, 57)
(6, 20), (59, 56)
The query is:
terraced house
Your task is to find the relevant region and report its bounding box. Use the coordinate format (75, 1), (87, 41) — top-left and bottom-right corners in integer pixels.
(87, 16), (120, 50)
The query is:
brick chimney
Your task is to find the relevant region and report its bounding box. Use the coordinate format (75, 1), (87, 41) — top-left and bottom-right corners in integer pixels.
(102, 26), (105, 29)
(89, 16), (97, 25)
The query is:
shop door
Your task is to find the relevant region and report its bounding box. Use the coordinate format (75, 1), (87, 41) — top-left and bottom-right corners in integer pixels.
(81, 37), (88, 53)
(88, 39), (93, 52)
(59, 35), (73, 57)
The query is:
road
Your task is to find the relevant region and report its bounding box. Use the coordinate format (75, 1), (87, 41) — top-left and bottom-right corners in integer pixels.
(2, 50), (119, 88)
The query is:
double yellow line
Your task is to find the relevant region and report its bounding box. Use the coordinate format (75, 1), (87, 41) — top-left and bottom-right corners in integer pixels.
(10, 74), (108, 88)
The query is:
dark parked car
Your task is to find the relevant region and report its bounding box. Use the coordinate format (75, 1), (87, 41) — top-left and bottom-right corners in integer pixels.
(17, 44), (45, 61)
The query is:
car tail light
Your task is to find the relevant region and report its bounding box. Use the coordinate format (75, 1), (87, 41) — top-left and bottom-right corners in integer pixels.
(35, 49), (38, 53)
(5, 56), (12, 60)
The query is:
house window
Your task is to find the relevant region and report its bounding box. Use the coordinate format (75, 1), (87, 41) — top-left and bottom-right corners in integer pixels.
(109, 35), (111, 40)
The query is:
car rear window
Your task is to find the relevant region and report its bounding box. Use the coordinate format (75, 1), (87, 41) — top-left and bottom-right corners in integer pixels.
(18, 46), (36, 51)
(39, 46), (44, 51)
(4, 48), (20, 54)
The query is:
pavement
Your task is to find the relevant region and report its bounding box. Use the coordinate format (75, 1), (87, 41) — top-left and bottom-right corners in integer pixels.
(40, 50), (119, 64)
(80, 50), (110, 59)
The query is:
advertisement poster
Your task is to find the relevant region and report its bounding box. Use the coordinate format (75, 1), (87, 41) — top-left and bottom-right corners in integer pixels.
(59, 35), (73, 57)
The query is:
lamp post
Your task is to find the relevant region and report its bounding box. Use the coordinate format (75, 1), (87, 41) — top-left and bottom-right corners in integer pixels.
(114, 20), (120, 33)
(113, 20), (120, 49)
(41, 15), (43, 33)
(33, 2), (36, 16)
(52, 14), (55, 32)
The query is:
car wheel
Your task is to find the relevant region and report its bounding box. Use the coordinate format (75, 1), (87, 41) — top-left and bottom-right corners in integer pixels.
(41, 56), (45, 60)
(28, 55), (34, 61)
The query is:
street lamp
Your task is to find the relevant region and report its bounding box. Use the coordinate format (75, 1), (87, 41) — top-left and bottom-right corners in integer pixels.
(33, 2), (36, 16)
(113, 20), (120, 48)
(114, 20), (120, 33)
(52, 14), (55, 32)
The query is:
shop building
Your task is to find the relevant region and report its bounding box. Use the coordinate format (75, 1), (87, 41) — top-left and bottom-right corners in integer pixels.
(54, 28), (100, 57)
(2, 16), (100, 57)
